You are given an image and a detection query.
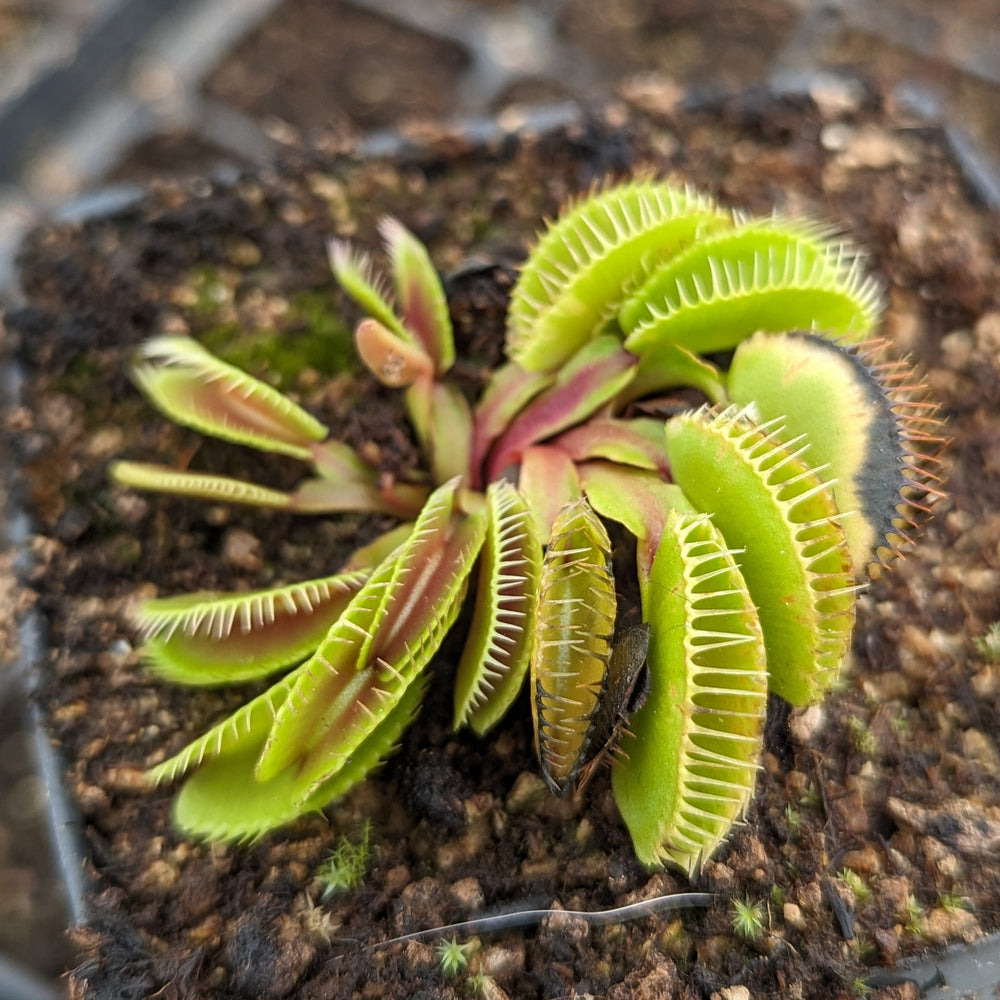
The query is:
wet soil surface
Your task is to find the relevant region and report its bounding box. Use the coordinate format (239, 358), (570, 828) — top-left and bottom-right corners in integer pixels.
(5, 89), (1000, 999)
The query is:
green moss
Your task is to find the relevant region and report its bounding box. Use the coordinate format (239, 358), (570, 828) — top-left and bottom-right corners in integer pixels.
(731, 896), (766, 941)
(109, 534), (144, 570)
(197, 290), (356, 391)
(315, 821), (372, 900)
(902, 893), (925, 935)
(838, 868), (871, 903)
(187, 267), (235, 320)
(974, 621), (1000, 662)
(847, 715), (877, 758)
(437, 937), (473, 977)
(284, 289), (357, 373)
(783, 804), (802, 834)
(181, 261), (356, 391)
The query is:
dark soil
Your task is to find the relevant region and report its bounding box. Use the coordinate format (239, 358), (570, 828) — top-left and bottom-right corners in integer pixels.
(203, 0), (471, 136)
(5, 88), (1000, 999)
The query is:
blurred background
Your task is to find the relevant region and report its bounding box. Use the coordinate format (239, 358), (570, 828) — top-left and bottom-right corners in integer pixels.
(0, 0), (998, 996)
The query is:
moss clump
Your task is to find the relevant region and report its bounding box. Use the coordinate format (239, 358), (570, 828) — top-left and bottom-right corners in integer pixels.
(315, 821), (372, 900)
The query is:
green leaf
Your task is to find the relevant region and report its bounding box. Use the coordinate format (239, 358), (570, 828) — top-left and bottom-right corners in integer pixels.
(133, 336), (328, 460)
(507, 180), (731, 371)
(518, 445), (582, 544)
(621, 218), (883, 356)
(613, 341), (726, 409)
(553, 417), (671, 474)
(298, 439), (434, 515)
(110, 462), (293, 509)
(113, 459), (429, 517)
(311, 439), (380, 482)
(256, 479), (487, 800)
(666, 405), (858, 705)
(167, 671), (429, 842)
(354, 317), (433, 386)
(380, 216), (455, 374)
(339, 522), (413, 572)
(471, 362), (554, 486)
(613, 508), (768, 874)
(295, 672), (429, 813)
(137, 570), (370, 685)
(453, 481), (542, 735)
(329, 239), (412, 343)
(405, 378), (474, 485)
(148, 666), (304, 787)
(487, 335), (638, 480)
(291, 475), (430, 518)
(361, 482), (485, 670)
(531, 497), (617, 795)
(726, 331), (944, 575)
(578, 462), (690, 580)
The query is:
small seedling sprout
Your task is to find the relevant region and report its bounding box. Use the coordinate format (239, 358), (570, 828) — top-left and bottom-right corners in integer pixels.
(436, 937), (473, 977)
(783, 804), (802, 833)
(316, 821), (372, 901)
(902, 893), (925, 935)
(466, 971), (493, 997)
(937, 890), (968, 913)
(847, 715), (877, 758)
(850, 975), (873, 999)
(731, 896), (766, 942)
(974, 621), (1000, 662)
(838, 868), (871, 903)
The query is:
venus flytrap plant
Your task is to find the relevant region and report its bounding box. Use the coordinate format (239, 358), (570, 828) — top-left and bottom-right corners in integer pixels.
(114, 178), (944, 874)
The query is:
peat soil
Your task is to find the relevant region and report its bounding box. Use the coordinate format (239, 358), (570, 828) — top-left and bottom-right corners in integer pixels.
(4, 89), (1000, 999)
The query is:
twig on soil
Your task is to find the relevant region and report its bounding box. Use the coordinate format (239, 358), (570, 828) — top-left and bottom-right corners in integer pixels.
(368, 890), (716, 950)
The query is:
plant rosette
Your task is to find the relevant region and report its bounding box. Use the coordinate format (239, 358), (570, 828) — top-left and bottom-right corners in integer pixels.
(110, 173), (943, 873)
(10, 95), (1000, 999)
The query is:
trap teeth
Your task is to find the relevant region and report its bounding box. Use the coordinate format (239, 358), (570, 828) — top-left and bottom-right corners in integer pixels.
(727, 331), (946, 577)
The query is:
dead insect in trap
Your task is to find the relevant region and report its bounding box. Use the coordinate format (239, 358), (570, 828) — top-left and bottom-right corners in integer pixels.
(576, 622), (652, 791)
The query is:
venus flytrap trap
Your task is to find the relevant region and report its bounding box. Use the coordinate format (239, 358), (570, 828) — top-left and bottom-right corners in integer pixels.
(113, 178), (944, 874)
